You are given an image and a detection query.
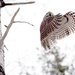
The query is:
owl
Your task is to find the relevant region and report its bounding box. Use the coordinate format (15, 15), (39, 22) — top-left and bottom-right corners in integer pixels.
(40, 11), (75, 50)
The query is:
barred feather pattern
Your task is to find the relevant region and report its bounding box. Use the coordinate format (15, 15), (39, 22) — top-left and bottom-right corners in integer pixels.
(40, 11), (75, 50)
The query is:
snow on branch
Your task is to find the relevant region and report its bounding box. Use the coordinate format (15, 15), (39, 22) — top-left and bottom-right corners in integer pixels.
(0, 8), (20, 49)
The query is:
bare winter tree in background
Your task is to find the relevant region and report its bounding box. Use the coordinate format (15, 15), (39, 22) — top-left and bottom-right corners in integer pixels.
(0, 0), (34, 75)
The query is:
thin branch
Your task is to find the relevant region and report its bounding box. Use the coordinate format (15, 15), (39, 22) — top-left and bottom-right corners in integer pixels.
(6, 1), (35, 6)
(4, 44), (8, 50)
(13, 21), (34, 26)
(1, 1), (35, 7)
(0, 8), (20, 49)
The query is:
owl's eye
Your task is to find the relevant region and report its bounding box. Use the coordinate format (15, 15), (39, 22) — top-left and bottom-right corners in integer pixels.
(49, 14), (51, 16)
(46, 14), (51, 17)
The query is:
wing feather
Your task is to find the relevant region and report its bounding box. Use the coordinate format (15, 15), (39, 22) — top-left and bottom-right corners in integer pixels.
(54, 12), (75, 40)
(40, 14), (62, 49)
(40, 16), (54, 41)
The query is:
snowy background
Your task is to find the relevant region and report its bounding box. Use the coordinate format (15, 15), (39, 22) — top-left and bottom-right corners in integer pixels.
(1, 0), (75, 75)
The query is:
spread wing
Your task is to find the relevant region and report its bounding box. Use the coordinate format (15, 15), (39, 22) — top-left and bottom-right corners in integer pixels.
(54, 11), (75, 39)
(40, 14), (62, 40)
(40, 12), (75, 50)
(40, 14), (62, 49)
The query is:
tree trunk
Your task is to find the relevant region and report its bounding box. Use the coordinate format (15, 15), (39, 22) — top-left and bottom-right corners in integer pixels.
(0, 8), (5, 75)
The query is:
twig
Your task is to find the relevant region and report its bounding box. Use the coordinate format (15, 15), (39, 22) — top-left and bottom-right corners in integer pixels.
(4, 25), (8, 28)
(13, 21), (34, 26)
(4, 44), (8, 50)
(0, 8), (20, 49)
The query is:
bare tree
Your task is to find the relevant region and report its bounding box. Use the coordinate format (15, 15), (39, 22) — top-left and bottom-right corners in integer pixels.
(0, 0), (35, 75)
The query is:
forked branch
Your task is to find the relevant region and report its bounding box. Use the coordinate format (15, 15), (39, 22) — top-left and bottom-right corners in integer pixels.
(0, 8), (20, 49)
(2, 8), (20, 41)
(0, 1), (35, 49)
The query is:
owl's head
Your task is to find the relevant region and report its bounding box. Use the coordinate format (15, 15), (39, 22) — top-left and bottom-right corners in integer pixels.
(43, 12), (54, 20)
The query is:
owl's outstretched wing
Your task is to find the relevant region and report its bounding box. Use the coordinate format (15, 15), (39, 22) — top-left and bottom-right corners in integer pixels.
(55, 12), (75, 39)
(40, 14), (62, 49)
(40, 12), (75, 50)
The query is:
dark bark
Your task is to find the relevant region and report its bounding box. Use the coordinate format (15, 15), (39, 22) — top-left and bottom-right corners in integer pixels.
(0, 66), (5, 75)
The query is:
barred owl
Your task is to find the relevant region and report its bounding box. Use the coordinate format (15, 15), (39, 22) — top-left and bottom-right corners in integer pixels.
(40, 11), (75, 50)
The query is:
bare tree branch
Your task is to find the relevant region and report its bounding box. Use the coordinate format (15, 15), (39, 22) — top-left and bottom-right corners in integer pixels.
(13, 21), (34, 26)
(1, 1), (35, 8)
(6, 1), (35, 6)
(0, 8), (20, 49)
